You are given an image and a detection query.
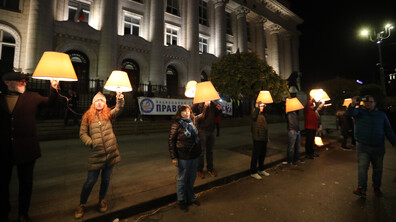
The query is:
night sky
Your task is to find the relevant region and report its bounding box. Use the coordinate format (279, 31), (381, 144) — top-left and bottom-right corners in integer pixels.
(290, 1), (396, 92)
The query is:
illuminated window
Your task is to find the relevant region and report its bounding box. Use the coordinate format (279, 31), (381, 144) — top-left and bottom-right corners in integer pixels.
(166, 26), (178, 46)
(199, 0), (208, 26)
(68, 0), (90, 23)
(0, 0), (20, 11)
(199, 36), (208, 53)
(0, 29), (16, 72)
(166, 0), (179, 16)
(124, 14), (141, 36)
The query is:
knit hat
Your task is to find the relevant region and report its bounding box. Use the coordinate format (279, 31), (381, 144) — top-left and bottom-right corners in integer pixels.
(92, 92), (106, 104)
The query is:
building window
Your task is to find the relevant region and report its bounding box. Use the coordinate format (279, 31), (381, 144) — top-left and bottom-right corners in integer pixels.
(166, 65), (178, 97)
(199, 36), (208, 54)
(226, 12), (232, 35)
(247, 22), (251, 42)
(166, 0), (179, 16)
(124, 13), (141, 36)
(0, 29), (16, 74)
(133, 0), (142, 3)
(0, 0), (19, 11)
(165, 26), (178, 46)
(68, 0), (90, 23)
(198, 0), (208, 26)
(226, 44), (233, 54)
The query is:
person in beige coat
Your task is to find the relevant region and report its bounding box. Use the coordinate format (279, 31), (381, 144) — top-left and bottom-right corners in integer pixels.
(74, 91), (124, 219)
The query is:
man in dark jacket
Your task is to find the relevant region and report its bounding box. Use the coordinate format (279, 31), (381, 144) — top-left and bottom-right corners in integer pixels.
(347, 95), (396, 198)
(192, 101), (222, 178)
(0, 71), (58, 222)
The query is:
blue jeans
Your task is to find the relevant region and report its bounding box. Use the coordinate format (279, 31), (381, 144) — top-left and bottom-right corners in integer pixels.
(80, 166), (113, 204)
(198, 130), (216, 171)
(287, 130), (301, 163)
(177, 158), (198, 203)
(356, 143), (385, 191)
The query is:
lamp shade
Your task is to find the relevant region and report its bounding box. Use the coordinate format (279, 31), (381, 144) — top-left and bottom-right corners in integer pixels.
(309, 89), (324, 102)
(32, 51), (78, 81)
(193, 81), (220, 104)
(256, 91), (273, 104)
(185, 80), (197, 98)
(285, 97), (304, 113)
(104, 70), (132, 92)
(315, 136), (324, 146)
(320, 91), (330, 102)
(342, 98), (352, 107)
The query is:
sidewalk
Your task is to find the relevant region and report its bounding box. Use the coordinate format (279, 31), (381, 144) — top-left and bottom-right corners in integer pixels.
(8, 115), (338, 222)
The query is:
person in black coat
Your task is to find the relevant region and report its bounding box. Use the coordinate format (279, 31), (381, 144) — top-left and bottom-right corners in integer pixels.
(336, 106), (355, 150)
(0, 71), (58, 222)
(168, 104), (207, 212)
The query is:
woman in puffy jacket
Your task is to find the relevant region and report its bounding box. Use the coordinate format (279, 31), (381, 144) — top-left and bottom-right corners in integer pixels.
(74, 91), (124, 219)
(168, 104), (207, 212)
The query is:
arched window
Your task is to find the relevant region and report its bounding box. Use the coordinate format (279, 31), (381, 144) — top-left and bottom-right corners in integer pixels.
(121, 59), (140, 90)
(201, 71), (208, 82)
(0, 29), (16, 74)
(66, 50), (90, 92)
(166, 65), (178, 97)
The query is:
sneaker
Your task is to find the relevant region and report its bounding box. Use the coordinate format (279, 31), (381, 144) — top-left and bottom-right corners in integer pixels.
(18, 214), (32, 222)
(341, 146), (352, 151)
(250, 173), (262, 180)
(98, 199), (108, 213)
(74, 204), (85, 219)
(258, 170), (270, 176)
(298, 159), (305, 163)
(373, 187), (383, 197)
(313, 153), (319, 157)
(208, 169), (217, 177)
(306, 155), (314, 159)
(282, 161), (288, 165)
(178, 201), (188, 212)
(353, 187), (366, 197)
(197, 170), (205, 179)
(191, 200), (200, 206)
(291, 162), (298, 166)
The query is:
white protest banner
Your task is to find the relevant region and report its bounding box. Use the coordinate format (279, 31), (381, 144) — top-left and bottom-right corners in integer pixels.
(219, 100), (233, 116)
(138, 97), (193, 115)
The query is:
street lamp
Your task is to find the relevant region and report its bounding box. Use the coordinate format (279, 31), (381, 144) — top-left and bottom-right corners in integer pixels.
(360, 23), (394, 95)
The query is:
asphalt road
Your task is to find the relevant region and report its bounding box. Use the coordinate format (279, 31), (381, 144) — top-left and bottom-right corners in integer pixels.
(127, 141), (396, 222)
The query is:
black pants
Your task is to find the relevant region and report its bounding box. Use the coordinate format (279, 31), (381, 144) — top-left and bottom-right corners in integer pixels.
(305, 129), (316, 157)
(341, 131), (356, 148)
(1, 160), (35, 217)
(250, 140), (267, 174)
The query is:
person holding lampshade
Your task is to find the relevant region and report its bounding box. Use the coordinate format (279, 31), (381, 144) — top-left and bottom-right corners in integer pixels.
(304, 95), (324, 159)
(168, 104), (208, 211)
(74, 91), (124, 219)
(1, 71), (59, 222)
(283, 97), (304, 165)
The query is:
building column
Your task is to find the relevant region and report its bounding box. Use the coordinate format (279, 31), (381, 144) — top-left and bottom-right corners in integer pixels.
(282, 33), (292, 79)
(236, 6), (249, 52)
(214, 0), (227, 57)
(97, 0), (118, 79)
(269, 24), (281, 75)
(186, 0), (200, 81)
(291, 34), (300, 72)
(148, 0), (165, 85)
(24, 0), (54, 73)
(255, 16), (267, 62)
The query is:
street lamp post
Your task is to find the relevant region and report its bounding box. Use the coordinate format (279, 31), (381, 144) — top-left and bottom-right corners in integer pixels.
(360, 24), (394, 96)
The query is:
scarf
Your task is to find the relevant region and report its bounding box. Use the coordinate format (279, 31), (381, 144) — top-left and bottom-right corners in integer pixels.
(179, 118), (200, 144)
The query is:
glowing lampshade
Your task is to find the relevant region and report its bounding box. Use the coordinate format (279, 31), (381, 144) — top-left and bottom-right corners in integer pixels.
(320, 91), (330, 102)
(309, 89), (324, 102)
(185, 80), (197, 98)
(285, 97), (304, 113)
(193, 81), (220, 104)
(256, 91), (273, 104)
(32, 51), (78, 81)
(315, 136), (324, 146)
(343, 98), (352, 107)
(104, 70), (132, 92)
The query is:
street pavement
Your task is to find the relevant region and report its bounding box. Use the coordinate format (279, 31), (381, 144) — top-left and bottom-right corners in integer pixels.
(8, 115), (395, 222)
(128, 140), (396, 222)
